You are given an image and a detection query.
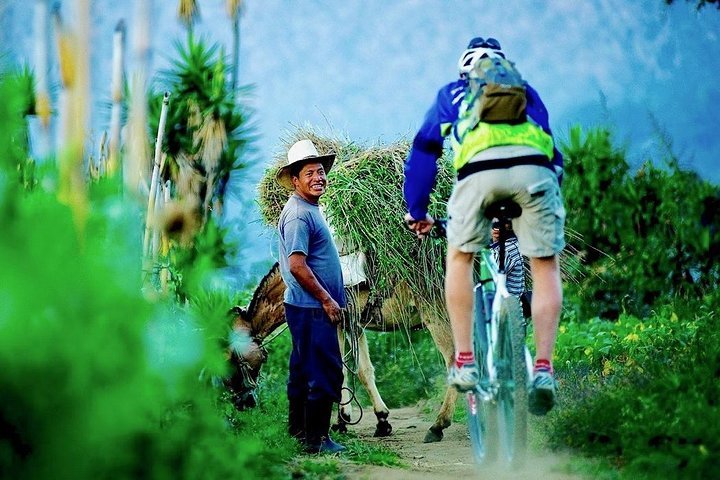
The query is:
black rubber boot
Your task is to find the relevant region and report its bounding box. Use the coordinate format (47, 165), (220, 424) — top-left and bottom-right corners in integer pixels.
(288, 395), (306, 441)
(305, 398), (346, 454)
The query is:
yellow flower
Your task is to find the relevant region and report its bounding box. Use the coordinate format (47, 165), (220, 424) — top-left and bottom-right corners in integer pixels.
(624, 333), (640, 342)
(602, 359), (613, 376)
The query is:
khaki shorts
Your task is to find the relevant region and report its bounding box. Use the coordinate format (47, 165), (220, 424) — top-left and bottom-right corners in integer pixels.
(446, 164), (566, 257)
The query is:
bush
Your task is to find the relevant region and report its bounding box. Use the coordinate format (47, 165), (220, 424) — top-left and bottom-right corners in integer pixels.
(0, 74), (271, 480)
(561, 126), (719, 319)
(547, 295), (720, 479)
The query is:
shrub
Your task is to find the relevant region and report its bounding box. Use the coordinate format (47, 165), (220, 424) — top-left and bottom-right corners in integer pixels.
(0, 71), (271, 480)
(561, 126), (719, 319)
(547, 295), (720, 479)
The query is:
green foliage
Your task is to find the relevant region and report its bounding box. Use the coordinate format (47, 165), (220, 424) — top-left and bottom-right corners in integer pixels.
(0, 75), (27, 218)
(146, 33), (256, 301)
(561, 126), (719, 319)
(555, 307), (699, 376)
(188, 287), (249, 379)
(547, 295), (720, 479)
(149, 33), (254, 207)
(0, 74), (269, 480)
(0, 182), (263, 479)
(167, 217), (236, 301)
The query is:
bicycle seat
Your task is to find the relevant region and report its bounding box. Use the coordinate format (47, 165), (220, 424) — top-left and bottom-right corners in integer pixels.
(484, 199), (522, 220)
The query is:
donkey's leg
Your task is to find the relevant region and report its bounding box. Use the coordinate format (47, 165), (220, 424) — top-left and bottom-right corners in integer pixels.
(423, 317), (458, 443)
(354, 328), (392, 437)
(333, 325), (352, 434)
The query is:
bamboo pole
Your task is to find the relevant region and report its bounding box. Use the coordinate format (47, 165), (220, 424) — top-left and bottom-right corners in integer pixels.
(159, 180), (172, 294)
(143, 91), (170, 258)
(227, 0), (243, 93)
(51, 4), (68, 159)
(55, 0), (90, 237)
(33, 0), (51, 157)
(125, 0), (151, 197)
(151, 181), (162, 259)
(107, 19), (125, 177)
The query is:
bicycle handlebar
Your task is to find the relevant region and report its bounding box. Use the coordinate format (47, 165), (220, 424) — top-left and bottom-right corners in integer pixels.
(404, 218), (447, 239)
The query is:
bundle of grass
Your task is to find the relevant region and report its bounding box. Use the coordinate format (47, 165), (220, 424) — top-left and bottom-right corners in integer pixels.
(257, 127), (454, 311)
(258, 126), (587, 320)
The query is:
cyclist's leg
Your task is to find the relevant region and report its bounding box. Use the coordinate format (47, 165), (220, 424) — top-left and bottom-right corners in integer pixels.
(507, 165), (565, 415)
(446, 169), (497, 356)
(445, 247), (479, 390)
(445, 246), (475, 355)
(445, 170), (498, 391)
(528, 255), (562, 363)
(508, 165), (565, 361)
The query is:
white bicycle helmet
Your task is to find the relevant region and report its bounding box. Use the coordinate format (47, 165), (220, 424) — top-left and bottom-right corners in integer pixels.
(457, 37), (505, 77)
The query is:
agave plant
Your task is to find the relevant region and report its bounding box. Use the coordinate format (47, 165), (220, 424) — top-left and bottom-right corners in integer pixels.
(146, 33), (254, 297)
(149, 33), (253, 226)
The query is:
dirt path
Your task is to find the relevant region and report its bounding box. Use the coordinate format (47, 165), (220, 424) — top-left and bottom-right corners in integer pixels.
(339, 404), (585, 480)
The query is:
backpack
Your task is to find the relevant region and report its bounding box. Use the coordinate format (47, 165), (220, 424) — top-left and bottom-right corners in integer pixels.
(465, 56), (527, 125)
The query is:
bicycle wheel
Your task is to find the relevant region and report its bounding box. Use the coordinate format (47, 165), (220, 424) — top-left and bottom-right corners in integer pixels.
(466, 285), (498, 464)
(495, 295), (528, 467)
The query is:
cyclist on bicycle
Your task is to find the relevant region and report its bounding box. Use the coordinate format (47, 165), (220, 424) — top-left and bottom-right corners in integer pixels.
(403, 36), (565, 415)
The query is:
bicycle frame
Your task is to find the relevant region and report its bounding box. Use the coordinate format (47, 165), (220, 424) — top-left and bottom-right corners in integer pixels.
(475, 247), (504, 398)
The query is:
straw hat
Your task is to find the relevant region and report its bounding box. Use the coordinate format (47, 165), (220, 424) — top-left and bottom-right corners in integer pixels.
(275, 139), (336, 190)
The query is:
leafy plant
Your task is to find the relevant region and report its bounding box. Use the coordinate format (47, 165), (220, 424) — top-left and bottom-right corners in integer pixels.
(0, 63), (270, 480)
(561, 125), (719, 319)
(546, 294), (720, 479)
(149, 33), (254, 222)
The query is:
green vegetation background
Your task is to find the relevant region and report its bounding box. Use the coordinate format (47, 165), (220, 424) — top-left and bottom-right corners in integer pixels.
(2, 28), (720, 479)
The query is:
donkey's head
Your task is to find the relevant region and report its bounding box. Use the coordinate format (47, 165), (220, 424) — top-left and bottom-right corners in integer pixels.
(226, 262), (287, 410)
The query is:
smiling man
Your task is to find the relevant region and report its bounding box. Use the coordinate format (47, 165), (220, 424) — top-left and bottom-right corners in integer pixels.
(275, 139), (347, 454)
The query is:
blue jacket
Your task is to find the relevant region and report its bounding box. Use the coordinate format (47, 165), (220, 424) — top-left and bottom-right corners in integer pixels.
(403, 79), (563, 220)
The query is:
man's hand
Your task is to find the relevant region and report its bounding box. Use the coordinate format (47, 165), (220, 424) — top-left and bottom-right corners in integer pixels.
(404, 212), (435, 239)
(322, 297), (343, 325)
(289, 253), (344, 324)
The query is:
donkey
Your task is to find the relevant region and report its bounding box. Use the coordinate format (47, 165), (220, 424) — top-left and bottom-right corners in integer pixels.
(227, 262), (459, 443)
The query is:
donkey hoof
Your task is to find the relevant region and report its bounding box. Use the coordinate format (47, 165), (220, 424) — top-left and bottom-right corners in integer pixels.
(423, 426), (444, 443)
(331, 422), (348, 434)
(338, 410), (351, 424)
(373, 420), (392, 437)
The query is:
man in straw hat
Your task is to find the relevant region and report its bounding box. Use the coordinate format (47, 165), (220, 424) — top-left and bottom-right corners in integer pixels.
(276, 139), (347, 454)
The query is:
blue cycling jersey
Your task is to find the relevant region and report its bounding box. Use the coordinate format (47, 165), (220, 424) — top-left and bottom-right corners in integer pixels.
(403, 79), (564, 221)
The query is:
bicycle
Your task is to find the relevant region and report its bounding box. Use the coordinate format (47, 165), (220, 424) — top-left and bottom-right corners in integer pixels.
(424, 200), (532, 468)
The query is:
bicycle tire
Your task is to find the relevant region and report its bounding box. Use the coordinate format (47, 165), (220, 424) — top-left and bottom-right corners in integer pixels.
(495, 295), (528, 467)
(466, 285), (498, 465)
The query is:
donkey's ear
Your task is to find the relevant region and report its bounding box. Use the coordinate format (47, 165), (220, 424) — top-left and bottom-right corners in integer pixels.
(229, 305), (245, 317)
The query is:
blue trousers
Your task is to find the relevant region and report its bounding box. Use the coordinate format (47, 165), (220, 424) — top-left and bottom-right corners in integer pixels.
(284, 303), (343, 403)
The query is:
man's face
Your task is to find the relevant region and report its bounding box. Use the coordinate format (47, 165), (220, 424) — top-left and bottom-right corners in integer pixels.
(491, 227), (500, 243)
(292, 162), (327, 202)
